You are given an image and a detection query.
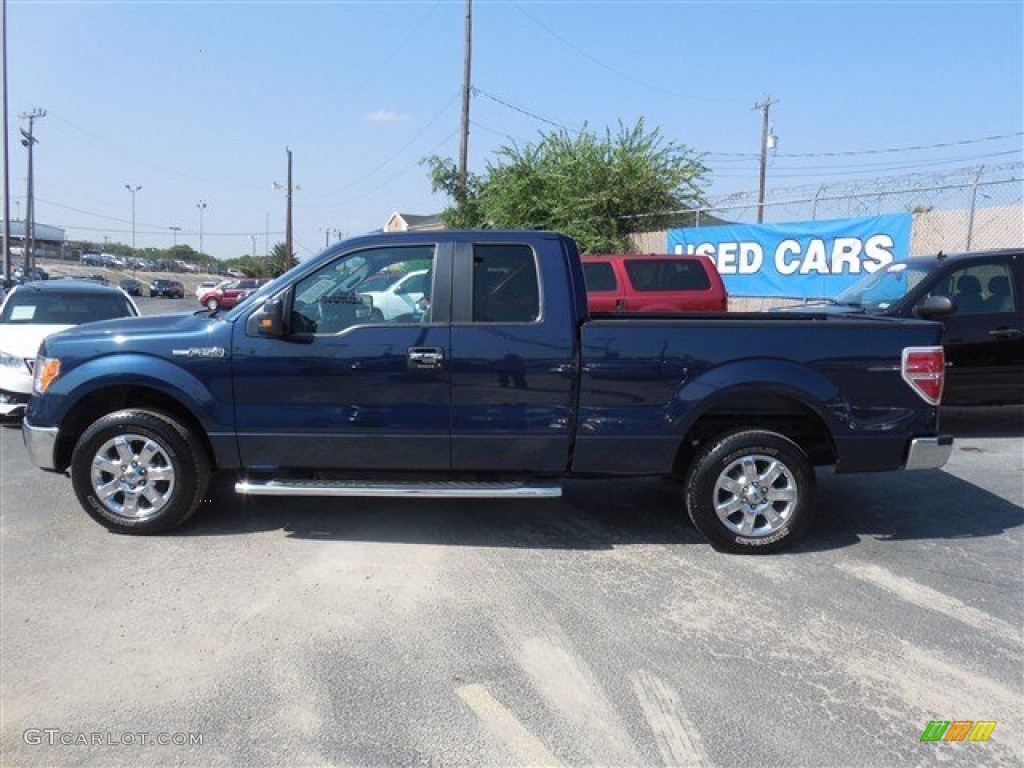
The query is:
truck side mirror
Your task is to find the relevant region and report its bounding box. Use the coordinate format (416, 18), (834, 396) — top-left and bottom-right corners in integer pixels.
(255, 296), (286, 337)
(914, 295), (955, 319)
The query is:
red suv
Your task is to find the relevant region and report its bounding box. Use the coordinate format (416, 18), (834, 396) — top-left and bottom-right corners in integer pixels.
(198, 278), (267, 311)
(582, 254), (727, 313)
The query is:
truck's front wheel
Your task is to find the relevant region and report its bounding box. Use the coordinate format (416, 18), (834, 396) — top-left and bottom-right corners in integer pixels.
(71, 410), (210, 534)
(685, 429), (814, 554)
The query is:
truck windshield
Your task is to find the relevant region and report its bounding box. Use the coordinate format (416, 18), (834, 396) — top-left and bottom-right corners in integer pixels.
(835, 263), (930, 312)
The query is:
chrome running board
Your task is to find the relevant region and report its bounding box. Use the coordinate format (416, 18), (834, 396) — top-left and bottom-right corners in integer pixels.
(235, 478), (562, 499)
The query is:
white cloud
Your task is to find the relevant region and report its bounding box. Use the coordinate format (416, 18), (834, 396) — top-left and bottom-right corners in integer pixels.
(366, 110), (412, 124)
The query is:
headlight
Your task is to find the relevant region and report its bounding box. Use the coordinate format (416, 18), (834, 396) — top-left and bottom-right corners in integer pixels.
(0, 351), (23, 369)
(33, 356), (61, 394)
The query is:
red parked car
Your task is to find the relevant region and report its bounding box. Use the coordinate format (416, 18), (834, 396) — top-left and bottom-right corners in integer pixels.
(582, 253), (728, 313)
(198, 278), (267, 311)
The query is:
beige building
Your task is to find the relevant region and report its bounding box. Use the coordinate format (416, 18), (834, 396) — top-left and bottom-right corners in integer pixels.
(384, 212), (444, 232)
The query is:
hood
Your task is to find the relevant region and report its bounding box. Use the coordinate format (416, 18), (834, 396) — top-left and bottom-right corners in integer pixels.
(40, 311), (232, 360)
(0, 324), (74, 358)
(771, 302), (868, 316)
(46, 311), (208, 341)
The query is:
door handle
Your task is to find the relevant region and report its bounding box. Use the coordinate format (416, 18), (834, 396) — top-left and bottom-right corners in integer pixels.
(989, 328), (1023, 339)
(407, 347), (445, 370)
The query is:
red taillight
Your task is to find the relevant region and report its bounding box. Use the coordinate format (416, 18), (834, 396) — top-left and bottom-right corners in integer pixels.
(902, 346), (945, 405)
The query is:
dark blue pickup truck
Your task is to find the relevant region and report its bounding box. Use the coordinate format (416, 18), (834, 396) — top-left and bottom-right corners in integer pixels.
(23, 230), (953, 553)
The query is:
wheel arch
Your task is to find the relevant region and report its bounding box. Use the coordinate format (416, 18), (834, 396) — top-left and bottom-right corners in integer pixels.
(54, 385), (217, 474)
(671, 385), (838, 480)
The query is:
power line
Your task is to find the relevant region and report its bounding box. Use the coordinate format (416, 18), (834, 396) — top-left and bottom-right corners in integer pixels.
(303, 91), (460, 202)
(473, 87), (568, 130)
(510, 2), (739, 104)
(706, 131), (1024, 159)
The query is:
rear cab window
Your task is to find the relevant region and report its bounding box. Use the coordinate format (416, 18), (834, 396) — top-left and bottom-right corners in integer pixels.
(472, 244), (541, 323)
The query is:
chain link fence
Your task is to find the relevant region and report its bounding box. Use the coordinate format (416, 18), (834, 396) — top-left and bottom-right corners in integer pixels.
(630, 163), (1023, 309)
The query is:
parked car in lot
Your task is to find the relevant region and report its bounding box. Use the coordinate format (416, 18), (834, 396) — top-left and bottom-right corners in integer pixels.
(777, 248), (1023, 406)
(118, 278), (143, 296)
(356, 269), (430, 320)
(86, 274), (109, 285)
(11, 265), (49, 284)
(150, 279), (185, 298)
(199, 278), (267, 310)
(0, 280), (138, 419)
(582, 253), (728, 313)
(195, 280), (222, 299)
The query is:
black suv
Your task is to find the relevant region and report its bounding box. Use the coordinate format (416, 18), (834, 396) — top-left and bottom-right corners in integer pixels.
(149, 279), (185, 299)
(787, 249), (1023, 406)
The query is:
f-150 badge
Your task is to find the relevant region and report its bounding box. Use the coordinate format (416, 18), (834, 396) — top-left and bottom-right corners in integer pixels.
(171, 347), (226, 358)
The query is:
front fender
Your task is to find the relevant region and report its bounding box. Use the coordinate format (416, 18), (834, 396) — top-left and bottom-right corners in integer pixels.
(27, 353), (233, 431)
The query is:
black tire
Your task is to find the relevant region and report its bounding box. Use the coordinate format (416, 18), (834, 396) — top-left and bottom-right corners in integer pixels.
(684, 429), (814, 554)
(71, 409), (210, 534)
(206, 297), (219, 311)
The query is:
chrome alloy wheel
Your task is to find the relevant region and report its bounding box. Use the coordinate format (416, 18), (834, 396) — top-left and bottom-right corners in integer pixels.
(713, 453), (798, 538)
(90, 433), (176, 520)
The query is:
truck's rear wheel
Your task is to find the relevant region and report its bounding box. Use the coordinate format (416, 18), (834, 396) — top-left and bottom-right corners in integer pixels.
(71, 410), (209, 534)
(685, 429), (814, 554)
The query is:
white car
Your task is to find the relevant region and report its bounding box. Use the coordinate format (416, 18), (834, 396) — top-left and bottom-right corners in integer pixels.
(0, 281), (139, 418)
(358, 269), (430, 321)
(195, 280), (222, 299)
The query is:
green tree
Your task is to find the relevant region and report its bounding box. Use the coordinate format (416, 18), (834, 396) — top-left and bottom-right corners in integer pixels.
(425, 119), (708, 253)
(270, 242), (298, 277)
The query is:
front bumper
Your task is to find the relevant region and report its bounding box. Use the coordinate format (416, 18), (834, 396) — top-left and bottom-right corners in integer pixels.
(905, 434), (954, 470)
(0, 388), (30, 418)
(22, 419), (59, 471)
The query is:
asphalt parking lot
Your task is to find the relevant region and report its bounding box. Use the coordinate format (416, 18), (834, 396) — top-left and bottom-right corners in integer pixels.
(1, 297), (1021, 767)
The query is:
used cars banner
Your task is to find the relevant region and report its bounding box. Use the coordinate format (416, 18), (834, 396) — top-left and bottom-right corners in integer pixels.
(668, 214), (911, 298)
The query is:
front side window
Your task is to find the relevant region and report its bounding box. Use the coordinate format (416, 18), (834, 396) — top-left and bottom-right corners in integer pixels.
(289, 245), (435, 334)
(930, 262), (1016, 315)
(472, 244), (540, 323)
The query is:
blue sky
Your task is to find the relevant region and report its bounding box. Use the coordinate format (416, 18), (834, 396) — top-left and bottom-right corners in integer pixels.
(7, 0), (1023, 260)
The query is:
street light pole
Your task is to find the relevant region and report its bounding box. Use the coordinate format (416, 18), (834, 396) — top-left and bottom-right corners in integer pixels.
(196, 200), (209, 257)
(125, 184), (141, 270)
(20, 108), (44, 273)
(169, 225), (181, 247)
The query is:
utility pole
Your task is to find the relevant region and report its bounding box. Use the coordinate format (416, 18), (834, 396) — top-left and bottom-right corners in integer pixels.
(285, 147), (292, 273)
(457, 0), (472, 207)
(20, 107), (44, 273)
(273, 148), (294, 274)
(197, 200), (209, 257)
(169, 225), (181, 247)
(754, 96), (776, 224)
(2, 0), (11, 285)
(125, 184), (141, 272)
